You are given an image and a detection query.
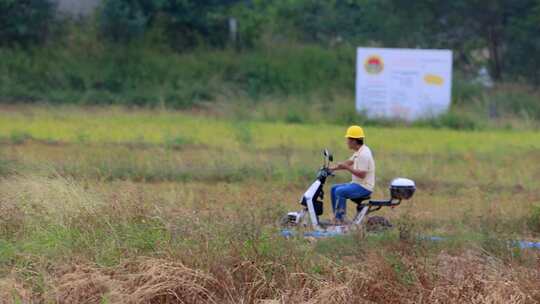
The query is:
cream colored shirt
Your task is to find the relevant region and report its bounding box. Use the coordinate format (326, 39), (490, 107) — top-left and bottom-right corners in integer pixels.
(349, 145), (375, 191)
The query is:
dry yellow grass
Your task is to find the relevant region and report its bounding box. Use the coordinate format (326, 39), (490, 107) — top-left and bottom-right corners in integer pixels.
(15, 249), (535, 303)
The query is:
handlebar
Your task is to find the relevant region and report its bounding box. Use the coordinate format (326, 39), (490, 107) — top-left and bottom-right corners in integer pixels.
(317, 167), (334, 182)
(322, 148), (333, 168)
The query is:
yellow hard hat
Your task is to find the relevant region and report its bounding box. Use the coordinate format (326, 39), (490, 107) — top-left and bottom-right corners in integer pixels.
(345, 125), (365, 139)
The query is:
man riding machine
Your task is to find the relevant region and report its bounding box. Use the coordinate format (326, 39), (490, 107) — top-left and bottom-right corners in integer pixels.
(282, 125), (416, 235)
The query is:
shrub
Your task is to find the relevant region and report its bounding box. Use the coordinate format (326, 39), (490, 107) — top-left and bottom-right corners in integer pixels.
(9, 130), (32, 144)
(164, 135), (193, 150)
(414, 111), (484, 130)
(487, 88), (540, 120)
(452, 74), (484, 106)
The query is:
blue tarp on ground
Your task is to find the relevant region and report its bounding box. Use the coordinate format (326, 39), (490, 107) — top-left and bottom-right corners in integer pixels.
(281, 229), (344, 238)
(281, 229), (540, 249)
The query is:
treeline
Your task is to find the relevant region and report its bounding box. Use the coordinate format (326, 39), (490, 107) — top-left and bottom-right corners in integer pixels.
(2, 0), (540, 82)
(0, 0), (540, 128)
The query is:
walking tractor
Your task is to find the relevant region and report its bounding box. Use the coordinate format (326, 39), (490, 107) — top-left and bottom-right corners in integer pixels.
(281, 149), (416, 238)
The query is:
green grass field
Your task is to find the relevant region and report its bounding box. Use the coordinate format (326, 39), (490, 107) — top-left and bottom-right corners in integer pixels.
(0, 106), (539, 303)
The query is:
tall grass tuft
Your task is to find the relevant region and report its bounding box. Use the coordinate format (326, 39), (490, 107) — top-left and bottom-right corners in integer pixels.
(527, 205), (540, 234)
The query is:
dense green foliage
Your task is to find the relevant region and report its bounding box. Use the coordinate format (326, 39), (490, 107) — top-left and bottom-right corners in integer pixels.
(98, 0), (150, 42)
(0, 0), (539, 129)
(505, 2), (540, 84)
(3, 0), (540, 81)
(99, 0), (244, 47)
(0, 0), (55, 47)
(0, 44), (353, 107)
(93, 0), (540, 82)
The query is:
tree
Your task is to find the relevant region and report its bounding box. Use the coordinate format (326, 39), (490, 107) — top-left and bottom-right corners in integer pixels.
(505, 1), (540, 83)
(365, 0), (538, 81)
(0, 0), (56, 47)
(99, 0), (243, 48)
(99, 0), (151, 42)
(160, 0), (243, 48)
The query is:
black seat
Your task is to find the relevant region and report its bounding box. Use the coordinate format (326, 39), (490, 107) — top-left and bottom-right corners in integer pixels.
(350, 195), (371, 204)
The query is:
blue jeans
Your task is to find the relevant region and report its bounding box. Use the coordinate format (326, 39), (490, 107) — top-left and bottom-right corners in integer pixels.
(331, 183), (372, 221)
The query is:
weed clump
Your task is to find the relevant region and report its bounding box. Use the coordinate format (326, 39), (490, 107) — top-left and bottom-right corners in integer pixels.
(526, 205), (540, 234)
(9, 130), (32, 145)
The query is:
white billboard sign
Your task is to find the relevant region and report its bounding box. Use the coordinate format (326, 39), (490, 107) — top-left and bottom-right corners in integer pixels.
(356, 47), (453, 120)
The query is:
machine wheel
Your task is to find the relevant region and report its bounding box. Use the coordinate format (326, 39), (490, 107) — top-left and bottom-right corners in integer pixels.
(365, 216), (392, 232)
(279, 214), (296, 228)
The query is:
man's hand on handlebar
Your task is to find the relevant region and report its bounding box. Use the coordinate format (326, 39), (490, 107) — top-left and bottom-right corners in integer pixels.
(329, 160), (352, 171)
